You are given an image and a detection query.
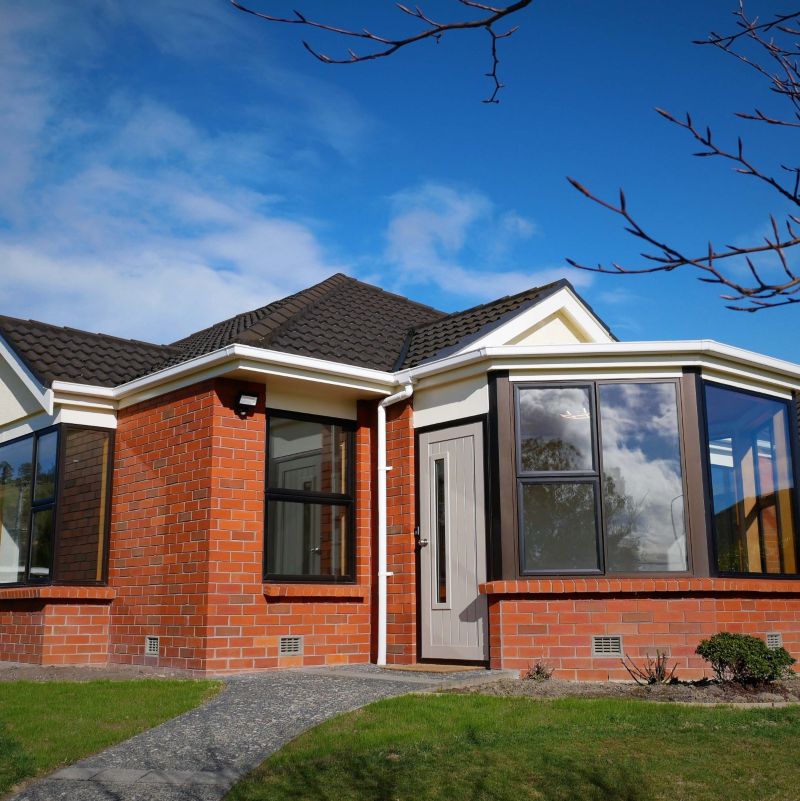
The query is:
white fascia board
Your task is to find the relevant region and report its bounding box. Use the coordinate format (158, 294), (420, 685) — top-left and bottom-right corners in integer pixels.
(455, 286), (615, 354)
(403, 340), (800, 393)
(51, 344), (398, 411)
(0, 334), (53, 415)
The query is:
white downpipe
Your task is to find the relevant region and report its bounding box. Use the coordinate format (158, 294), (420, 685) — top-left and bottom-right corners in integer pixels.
(377, 382), (414, 666)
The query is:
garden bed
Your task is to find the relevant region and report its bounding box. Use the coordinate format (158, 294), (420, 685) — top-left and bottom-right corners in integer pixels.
(448, 675), (800, 704)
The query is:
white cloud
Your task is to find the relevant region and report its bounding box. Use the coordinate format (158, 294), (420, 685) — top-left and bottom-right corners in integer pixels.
(0, 1), (358, 342)
(384, 182), (590, 300)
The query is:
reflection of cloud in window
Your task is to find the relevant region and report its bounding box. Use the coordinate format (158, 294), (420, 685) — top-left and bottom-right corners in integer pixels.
(599, 383), (686, 570)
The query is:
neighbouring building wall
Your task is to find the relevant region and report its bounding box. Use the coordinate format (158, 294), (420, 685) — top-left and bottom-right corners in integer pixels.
(485, 579), (800, 680)
(385, 399), (417, 663)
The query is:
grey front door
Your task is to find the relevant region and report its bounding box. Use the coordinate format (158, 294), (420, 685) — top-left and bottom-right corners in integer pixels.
(419, 422), (488, 661)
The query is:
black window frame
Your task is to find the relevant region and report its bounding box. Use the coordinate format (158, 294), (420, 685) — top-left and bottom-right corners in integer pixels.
(700, 380), (800, 579)
(0, 423), (114, 587)
(514, 379), (691, 578)
(264, 408), (357, 584)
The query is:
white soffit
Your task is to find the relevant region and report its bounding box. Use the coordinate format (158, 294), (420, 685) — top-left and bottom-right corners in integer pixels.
(456, 286), (615, 354)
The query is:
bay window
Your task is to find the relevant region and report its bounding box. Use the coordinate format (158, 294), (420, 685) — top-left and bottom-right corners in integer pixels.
(516, 381), (687, 575)
(0, 426), (113, 585)
(704, 383), (799, 576)
(265, 412), (355, 582)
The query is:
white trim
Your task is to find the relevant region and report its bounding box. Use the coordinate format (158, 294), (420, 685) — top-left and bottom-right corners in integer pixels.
(455, 286), (614, 353)
(0, 334), (53, 415)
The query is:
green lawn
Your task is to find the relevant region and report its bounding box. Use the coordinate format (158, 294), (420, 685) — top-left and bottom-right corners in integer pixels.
(227, 694), (800, 801)
(0, 679), (220, 795)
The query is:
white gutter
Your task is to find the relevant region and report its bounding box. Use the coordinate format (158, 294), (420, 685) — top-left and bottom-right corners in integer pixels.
(376, 382), (414, 666)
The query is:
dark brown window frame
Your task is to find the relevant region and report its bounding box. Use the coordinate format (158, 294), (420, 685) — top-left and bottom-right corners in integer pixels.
(700, 380), (800, 579)
(263, 408), (357, 584)
(513, 378), (693, 578)
(0, 423), (114, 587)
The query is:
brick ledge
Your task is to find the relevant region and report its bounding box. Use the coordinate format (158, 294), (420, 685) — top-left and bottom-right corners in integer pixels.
(263, 583), (369, 601)
(0, 586), (116, 602)
(480, 577), (800, 596)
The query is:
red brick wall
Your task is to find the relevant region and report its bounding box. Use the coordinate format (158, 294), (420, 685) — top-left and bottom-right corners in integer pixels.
(0, 599), (110, 665)
(385, 399), (417, 664)
(0, 601), (45, 663)
(108, 381), (216, 670)
(485, 579), (800, 680)
(107, 379), (375, 673)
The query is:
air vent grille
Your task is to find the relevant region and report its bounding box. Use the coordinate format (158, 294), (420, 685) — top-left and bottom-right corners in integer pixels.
(766, 632), (783, 650)
(592, 635), (623, 656)
(279, 635), (303, 656)
(144, 636), (160, 656)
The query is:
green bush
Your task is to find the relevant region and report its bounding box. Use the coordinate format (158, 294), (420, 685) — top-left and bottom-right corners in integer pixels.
(696, 632), (795, 685)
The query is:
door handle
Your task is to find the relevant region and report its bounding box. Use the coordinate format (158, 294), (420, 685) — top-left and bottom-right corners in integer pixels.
(414, 527), (428, 548)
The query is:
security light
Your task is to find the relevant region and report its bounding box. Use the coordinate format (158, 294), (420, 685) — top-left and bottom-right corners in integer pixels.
(235, 392), (259, 417)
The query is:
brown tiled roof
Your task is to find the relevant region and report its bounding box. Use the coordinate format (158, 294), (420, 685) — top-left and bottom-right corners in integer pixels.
(165, 273), (445, 372)
(398, 280), (569, 368)
(1, 274), (605, 388)
(0, 316), (180, 388)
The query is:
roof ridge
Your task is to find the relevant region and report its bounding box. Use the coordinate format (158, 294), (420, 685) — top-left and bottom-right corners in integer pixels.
(170, 273), (351, 349)
(408, 279), (568, 335)
(0, 314), (176, 352)
(234, 273), (352, 346)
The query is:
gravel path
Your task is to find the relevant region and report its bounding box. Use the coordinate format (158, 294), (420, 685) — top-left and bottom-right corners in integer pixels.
(8, 666), (505, 801)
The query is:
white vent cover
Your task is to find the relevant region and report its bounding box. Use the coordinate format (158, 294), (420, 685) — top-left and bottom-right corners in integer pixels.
(279, 635), (303, 656)
(592, 635), (623, 656)
(766, 632), (783, 650)
(144, 636), (160, 656)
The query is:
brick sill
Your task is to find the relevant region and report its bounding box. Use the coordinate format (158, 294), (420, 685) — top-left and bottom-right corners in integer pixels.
(0, 586), (116, 602)
(263, 584), (369, 601)
(480, 578), (800, 596)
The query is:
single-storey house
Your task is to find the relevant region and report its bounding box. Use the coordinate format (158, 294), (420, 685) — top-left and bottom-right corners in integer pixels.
(1, 273), (799, 679)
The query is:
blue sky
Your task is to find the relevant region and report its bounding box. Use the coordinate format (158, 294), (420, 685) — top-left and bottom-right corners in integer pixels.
(1, 1), (797, 359)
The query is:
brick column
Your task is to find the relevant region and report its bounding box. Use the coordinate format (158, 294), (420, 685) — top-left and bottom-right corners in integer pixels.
(385, 399), (417, 664)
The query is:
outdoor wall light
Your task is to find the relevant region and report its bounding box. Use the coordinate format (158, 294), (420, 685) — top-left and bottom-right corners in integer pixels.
(235, 391), (259, 418)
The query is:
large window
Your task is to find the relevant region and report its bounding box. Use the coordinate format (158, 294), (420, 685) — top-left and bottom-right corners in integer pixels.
(0, 426), (112, 585)
(516, 382), (687, 575)
(265, 412), (355, 582)
(704, 384), (799, 575)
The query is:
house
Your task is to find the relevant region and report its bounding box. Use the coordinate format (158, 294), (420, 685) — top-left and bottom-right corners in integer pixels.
(1, 273), (799, 680)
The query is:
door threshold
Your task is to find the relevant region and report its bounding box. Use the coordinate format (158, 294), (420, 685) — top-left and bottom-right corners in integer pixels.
(380, 663), (486, 673)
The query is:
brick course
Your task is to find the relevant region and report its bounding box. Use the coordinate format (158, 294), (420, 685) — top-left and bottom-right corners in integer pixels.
(484, 578), (800, 680)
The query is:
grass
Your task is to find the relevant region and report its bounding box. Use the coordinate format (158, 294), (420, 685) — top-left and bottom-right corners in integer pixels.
(0, 679), (220, 795)
(227, 693), (800, 801)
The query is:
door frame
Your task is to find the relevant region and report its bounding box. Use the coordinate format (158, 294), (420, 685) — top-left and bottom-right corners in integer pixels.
(414, 414), (492, 663)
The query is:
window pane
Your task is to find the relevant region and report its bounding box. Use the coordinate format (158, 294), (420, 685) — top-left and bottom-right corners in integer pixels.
(34, 431), (58, 501)
(518, 387), (593, 472)
(266, 500), (350, 578)
(520, 482), (600, 572)
(268, 417), (349, 495)
(705, 384), (798, 574)
(434, 458), (447, 604)
(0, 437), (34, 584)
(599, 383), (688, 572)
(55, 429), (112, 583)
(29, 508), (53, 579)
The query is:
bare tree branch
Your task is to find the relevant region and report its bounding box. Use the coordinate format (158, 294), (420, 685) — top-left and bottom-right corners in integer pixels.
(569, 3), (800, 312)
(229, 0), (533, 103)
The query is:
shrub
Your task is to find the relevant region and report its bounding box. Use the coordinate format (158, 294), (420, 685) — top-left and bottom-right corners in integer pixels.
(621, 650), (678, 685)
(523, 661), (554, 681)
(696, 632), (795, 685)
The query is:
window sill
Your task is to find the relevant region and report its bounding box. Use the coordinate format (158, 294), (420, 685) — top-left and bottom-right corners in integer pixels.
(263, 583), (369, 601)
(0, 586), (115, 602)
(480, 577), (800, 595)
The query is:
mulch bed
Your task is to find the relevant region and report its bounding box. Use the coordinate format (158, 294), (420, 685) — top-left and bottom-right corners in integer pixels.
(448, 676), (800, 704)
